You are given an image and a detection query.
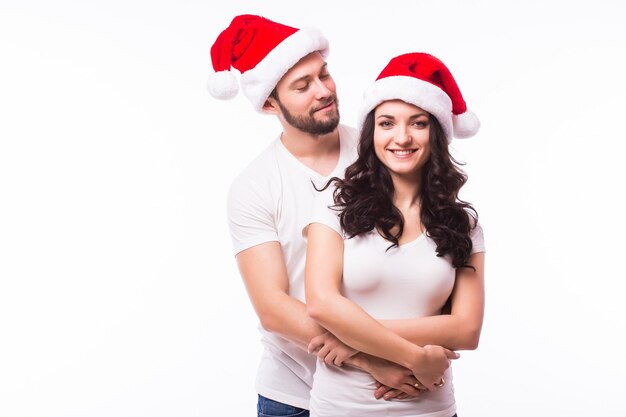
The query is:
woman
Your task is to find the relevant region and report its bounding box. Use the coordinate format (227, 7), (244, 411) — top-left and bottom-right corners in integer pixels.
(304, 52), (485, 417)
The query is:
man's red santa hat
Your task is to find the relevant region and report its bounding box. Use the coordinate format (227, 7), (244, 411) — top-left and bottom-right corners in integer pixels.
(208, 14), (329, 112)
(358, 52), (480, 142)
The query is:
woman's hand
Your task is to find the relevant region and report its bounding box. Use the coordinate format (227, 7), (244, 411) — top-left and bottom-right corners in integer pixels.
(409, 345), (459, 391)
(308, 331), (358, 366)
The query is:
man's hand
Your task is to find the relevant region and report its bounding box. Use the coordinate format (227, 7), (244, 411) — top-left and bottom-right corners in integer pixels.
(374, 383), (426, 401)
(308, 331), (358, 366)
(360, 355), (424, 400)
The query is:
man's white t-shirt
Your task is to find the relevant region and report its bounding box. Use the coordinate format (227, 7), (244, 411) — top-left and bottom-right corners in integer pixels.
(305, 186), (486, 417)
(227, 124), (359, 409)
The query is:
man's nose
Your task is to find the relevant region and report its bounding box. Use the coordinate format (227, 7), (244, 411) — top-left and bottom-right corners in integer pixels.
(312, 78), (331, 99)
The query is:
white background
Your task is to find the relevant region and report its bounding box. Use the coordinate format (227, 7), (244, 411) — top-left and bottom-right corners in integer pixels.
(1, 1), (625, 416)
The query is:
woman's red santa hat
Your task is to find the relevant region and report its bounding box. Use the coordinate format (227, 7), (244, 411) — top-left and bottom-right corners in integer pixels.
(358, 52), (480, 142)
(208, 14), (329, 112)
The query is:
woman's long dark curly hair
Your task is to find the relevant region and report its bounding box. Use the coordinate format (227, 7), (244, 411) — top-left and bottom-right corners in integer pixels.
(328, 109), (477, 269)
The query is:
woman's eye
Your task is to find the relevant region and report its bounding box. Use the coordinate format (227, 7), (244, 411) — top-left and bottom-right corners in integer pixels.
(379, 121), (392, 127)
(320, 73), (330, 80)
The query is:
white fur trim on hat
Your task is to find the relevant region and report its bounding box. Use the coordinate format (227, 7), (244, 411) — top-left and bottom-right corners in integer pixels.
(207, 70), (239, 100)
(358, 76), (454, 142)
(241, 27), (329, 112)
(452, 110), (480, 138)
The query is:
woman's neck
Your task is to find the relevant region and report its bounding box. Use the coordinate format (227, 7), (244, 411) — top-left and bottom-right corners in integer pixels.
(391, 174), (422, 211)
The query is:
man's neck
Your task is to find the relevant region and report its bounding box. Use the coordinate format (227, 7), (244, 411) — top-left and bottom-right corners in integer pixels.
(280, 125), (339, 157)
(280, 126), (341, 176)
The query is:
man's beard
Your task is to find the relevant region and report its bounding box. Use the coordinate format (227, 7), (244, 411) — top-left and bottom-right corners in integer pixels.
(278, 96), (340, 135)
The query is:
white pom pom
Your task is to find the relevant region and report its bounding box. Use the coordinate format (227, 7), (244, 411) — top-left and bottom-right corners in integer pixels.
(207, 70), (239, 100)
(452, 109), (481, 139)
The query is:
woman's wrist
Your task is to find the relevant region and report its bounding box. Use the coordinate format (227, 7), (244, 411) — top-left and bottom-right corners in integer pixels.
(398, 342), (424, 371)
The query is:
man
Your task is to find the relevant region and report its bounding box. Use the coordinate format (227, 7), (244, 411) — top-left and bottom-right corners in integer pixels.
(208, 15), (421, 416)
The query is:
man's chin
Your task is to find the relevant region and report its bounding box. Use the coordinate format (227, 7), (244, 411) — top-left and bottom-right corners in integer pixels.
(316, 119), (340, 134)
(284, 108), (340, 135)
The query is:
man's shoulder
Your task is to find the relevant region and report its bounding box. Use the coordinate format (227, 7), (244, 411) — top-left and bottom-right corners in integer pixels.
(338, 124), (359, 157)
(227, 139), (283, 204)
(231, 140), (280, 183)
(338, 124), (359, 164)
(338, 124), (359, 143)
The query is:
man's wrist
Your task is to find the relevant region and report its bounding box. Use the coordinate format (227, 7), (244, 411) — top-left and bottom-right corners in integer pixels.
(345, 352), (370, 372)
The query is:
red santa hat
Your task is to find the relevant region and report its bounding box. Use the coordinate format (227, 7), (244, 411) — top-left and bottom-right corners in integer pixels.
(208, 14), (329, 112)
(358, 52), (480, 142)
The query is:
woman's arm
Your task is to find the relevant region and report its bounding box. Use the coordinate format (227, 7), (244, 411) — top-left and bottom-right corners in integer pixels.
(380, 252), (485, 351)
(305, 223), (458, 390)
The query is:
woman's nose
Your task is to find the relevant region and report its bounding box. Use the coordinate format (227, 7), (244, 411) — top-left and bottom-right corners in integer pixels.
(394, 126), (412, 145)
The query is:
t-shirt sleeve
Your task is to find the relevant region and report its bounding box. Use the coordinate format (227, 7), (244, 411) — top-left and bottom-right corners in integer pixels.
(302, 185), (343, 239)
(470, 221), (486, 254)
(227, 174), (278, 255)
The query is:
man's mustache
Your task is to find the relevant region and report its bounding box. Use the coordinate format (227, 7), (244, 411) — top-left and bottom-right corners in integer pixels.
(311, 95), (338, 113)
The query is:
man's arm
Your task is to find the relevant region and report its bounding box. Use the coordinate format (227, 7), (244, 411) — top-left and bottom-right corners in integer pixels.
(236, 241), (324, 348)
(237, 240), (421, 397)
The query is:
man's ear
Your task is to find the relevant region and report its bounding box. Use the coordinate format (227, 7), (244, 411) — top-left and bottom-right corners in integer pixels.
(262, 96), (279, 114)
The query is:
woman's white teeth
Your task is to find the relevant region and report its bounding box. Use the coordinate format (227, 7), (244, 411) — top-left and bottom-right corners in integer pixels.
(390, 149), (415, 155)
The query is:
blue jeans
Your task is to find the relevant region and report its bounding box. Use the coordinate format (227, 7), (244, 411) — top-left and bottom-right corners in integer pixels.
(257, 395), (309, 417)
(257, 395), (456, 417)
